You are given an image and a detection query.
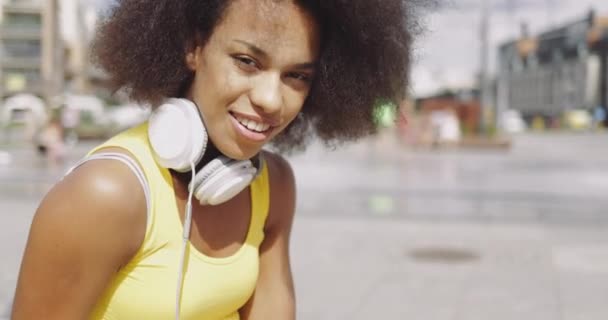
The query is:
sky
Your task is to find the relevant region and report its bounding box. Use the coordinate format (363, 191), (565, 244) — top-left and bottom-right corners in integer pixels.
(84, 0), (608, 97)
(412, 0), (608, 96)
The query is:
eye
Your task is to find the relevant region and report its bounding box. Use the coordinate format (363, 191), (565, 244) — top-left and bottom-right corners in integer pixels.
(286, 72), (312, 83)
(233, 56), (259, 72)
(284, 72), (314, 91)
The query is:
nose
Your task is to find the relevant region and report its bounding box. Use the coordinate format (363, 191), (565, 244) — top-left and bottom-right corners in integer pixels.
(249, 73), (283, 115)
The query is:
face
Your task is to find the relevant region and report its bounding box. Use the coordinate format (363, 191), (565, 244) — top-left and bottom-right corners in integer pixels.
(185, 0), (321, 160)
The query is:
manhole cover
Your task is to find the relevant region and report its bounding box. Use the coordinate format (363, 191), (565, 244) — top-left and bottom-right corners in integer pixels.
(408, 247), (480, 264)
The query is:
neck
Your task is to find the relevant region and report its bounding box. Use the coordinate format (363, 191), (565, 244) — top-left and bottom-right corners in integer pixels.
(170, 142), (223, 186)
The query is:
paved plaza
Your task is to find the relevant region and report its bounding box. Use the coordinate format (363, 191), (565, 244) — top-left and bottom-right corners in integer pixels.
(2, 131), (608, 319)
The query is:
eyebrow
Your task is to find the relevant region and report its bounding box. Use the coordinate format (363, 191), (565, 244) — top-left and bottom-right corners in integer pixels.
(233, 39), (317, 70)
(234, 40), (269, 59)
(292, 62), (316, 70)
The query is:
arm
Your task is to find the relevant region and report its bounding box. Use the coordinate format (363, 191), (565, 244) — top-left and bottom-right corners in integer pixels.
(11, 158), (146, 320)
(239, 152), (297, 320)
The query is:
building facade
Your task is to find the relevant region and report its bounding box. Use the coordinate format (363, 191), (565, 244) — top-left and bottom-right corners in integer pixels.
(0, 0), (48, 98)
(497, 11), (608, 122)
(0, 0), (102, 102)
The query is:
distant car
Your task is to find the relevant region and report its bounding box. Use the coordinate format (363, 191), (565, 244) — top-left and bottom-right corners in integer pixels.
(500, 110), (526, 134)
(564, 110), (592, 130)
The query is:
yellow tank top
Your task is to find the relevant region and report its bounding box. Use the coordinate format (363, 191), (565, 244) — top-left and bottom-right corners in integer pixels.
(87, 123), (269, 320)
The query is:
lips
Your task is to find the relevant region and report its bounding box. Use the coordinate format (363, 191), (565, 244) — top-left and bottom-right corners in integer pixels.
(229, 112), (276, 142)
(232, 114), (271, 133)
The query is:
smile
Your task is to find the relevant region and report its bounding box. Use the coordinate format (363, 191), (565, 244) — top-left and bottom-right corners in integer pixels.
(229, 112), (275, 142)
(233, 114), (271, 133)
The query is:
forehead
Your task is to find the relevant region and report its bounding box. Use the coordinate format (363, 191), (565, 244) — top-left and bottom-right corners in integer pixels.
(213, 0), (320, 60)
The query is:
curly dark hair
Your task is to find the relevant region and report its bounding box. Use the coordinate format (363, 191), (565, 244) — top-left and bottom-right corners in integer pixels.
(92, 0), (415, 152)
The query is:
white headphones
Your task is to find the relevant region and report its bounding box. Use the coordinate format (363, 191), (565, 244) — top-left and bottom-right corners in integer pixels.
(147, 98), (261, 206)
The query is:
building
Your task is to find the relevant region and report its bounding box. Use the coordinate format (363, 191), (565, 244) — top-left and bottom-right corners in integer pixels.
(496, 10), (608, 124)
(60, 0), (104, 96)
(0, 0), (110, 143)
(0, 0), (102, 102)
(416, 89), (481, 136)
(0, 0), (44, 98)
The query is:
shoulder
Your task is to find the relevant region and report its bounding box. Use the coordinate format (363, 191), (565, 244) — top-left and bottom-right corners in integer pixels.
(260, 151), (296, 233)
(36, 150), (147, 263)
(12, 150), (148, 318)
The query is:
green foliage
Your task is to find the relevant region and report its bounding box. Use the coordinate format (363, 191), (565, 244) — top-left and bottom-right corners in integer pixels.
(373, 99), (398, 128)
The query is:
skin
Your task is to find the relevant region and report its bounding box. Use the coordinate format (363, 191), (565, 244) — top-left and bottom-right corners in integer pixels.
(11, 1), (320, 319)
(187, 0), (320, 161)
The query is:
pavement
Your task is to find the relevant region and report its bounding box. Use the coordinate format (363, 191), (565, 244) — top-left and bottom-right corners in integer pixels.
(2, 130), (608, 319)
(292, 217), (608, 320)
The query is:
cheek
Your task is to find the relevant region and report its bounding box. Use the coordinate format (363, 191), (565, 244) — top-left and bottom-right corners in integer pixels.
(284, 90), (309, 118)
(196, 77), (244, 120)
(285, 105), (303, 123)
(222, 66), (245, 93)
(197, 56), (242, 100)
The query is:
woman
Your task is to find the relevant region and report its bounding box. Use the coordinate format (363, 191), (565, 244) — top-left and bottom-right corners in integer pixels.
(12, 0), (412, 319)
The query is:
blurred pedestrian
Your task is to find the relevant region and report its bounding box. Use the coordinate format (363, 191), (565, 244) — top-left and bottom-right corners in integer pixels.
(35, 113), (65, 168)
(12, 1), (414, 319)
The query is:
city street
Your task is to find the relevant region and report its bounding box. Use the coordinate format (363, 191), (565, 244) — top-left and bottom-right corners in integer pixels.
(2, 131), (608, 319)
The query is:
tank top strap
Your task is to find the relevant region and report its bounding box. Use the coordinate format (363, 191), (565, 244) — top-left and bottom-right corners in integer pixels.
(87, 123), (170, 193)
(247, 161), (270, 246)
(87, 123), (155, 168)
(85, 123), (173, 254)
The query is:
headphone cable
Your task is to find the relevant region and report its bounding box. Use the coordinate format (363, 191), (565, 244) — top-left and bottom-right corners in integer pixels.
(175, 161), (196, 320)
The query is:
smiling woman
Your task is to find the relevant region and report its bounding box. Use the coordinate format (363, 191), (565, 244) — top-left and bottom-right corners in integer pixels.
(181, 1), (321, 160)
(92, 0), (414, 152)
(11, 1), (415, 320)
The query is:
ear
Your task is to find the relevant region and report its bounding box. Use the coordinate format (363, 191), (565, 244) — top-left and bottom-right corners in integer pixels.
(185, 46), (201, 71)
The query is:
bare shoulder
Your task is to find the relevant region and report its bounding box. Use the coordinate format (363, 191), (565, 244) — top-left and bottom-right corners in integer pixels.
(37, 149), (147, 261)
(12, 150), (147, 319)
(260, 151), (296, 232)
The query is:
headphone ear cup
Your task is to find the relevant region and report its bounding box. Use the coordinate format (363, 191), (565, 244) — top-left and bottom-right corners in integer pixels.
(190, 156), (258, 206)
(148, 98), (207, 171)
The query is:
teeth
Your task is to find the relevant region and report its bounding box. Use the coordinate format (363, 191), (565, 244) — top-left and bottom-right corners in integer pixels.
(234, 115), (271, 133)
(246, 121), (257, 131)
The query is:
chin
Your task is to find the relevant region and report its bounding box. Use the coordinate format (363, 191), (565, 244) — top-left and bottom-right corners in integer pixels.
(218, 143), (261, 161)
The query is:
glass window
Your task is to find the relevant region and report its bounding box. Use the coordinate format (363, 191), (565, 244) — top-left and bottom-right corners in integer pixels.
(1, 39), (41, 58)
(3, 12), (42, 30)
